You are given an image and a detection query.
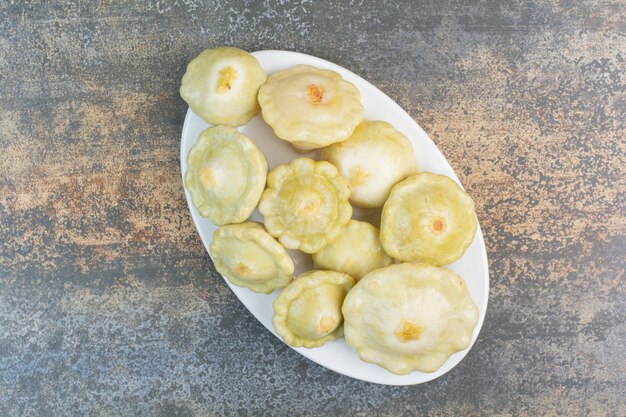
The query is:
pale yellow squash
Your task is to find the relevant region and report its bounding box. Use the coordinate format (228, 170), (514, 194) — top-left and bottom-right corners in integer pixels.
(180, 47), (267, 127)
(258, 65), (364, 151)
(259, 158), (352, 254)
(380, 172), (477, 265)
(312, 219), (393, 280)
(321, 120), (418, 208)
(273, 270), (355, 348)
(342, 263), (478, 374)
(210, 222), (294, 294)
(184, 125), (267, 225)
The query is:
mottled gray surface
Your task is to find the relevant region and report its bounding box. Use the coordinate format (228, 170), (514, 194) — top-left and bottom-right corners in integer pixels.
(1, 0), (625, 416)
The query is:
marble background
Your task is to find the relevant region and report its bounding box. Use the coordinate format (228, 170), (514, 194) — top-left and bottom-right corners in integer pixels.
(0, 1), (624, 416)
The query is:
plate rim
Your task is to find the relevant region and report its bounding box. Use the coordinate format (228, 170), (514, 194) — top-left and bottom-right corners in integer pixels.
(180, 49), (490, 385)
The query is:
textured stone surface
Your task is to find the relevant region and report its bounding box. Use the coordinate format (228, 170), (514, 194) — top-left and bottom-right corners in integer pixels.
(1, 0), (625, 416)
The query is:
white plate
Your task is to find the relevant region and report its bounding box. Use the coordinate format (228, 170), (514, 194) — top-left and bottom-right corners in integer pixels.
(180, 50), (489, 385)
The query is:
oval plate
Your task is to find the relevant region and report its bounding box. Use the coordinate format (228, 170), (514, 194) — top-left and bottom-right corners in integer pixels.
(180, 50), (489, 385)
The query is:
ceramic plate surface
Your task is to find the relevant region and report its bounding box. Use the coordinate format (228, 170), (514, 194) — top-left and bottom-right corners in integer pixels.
(180, 50), (489, 385)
